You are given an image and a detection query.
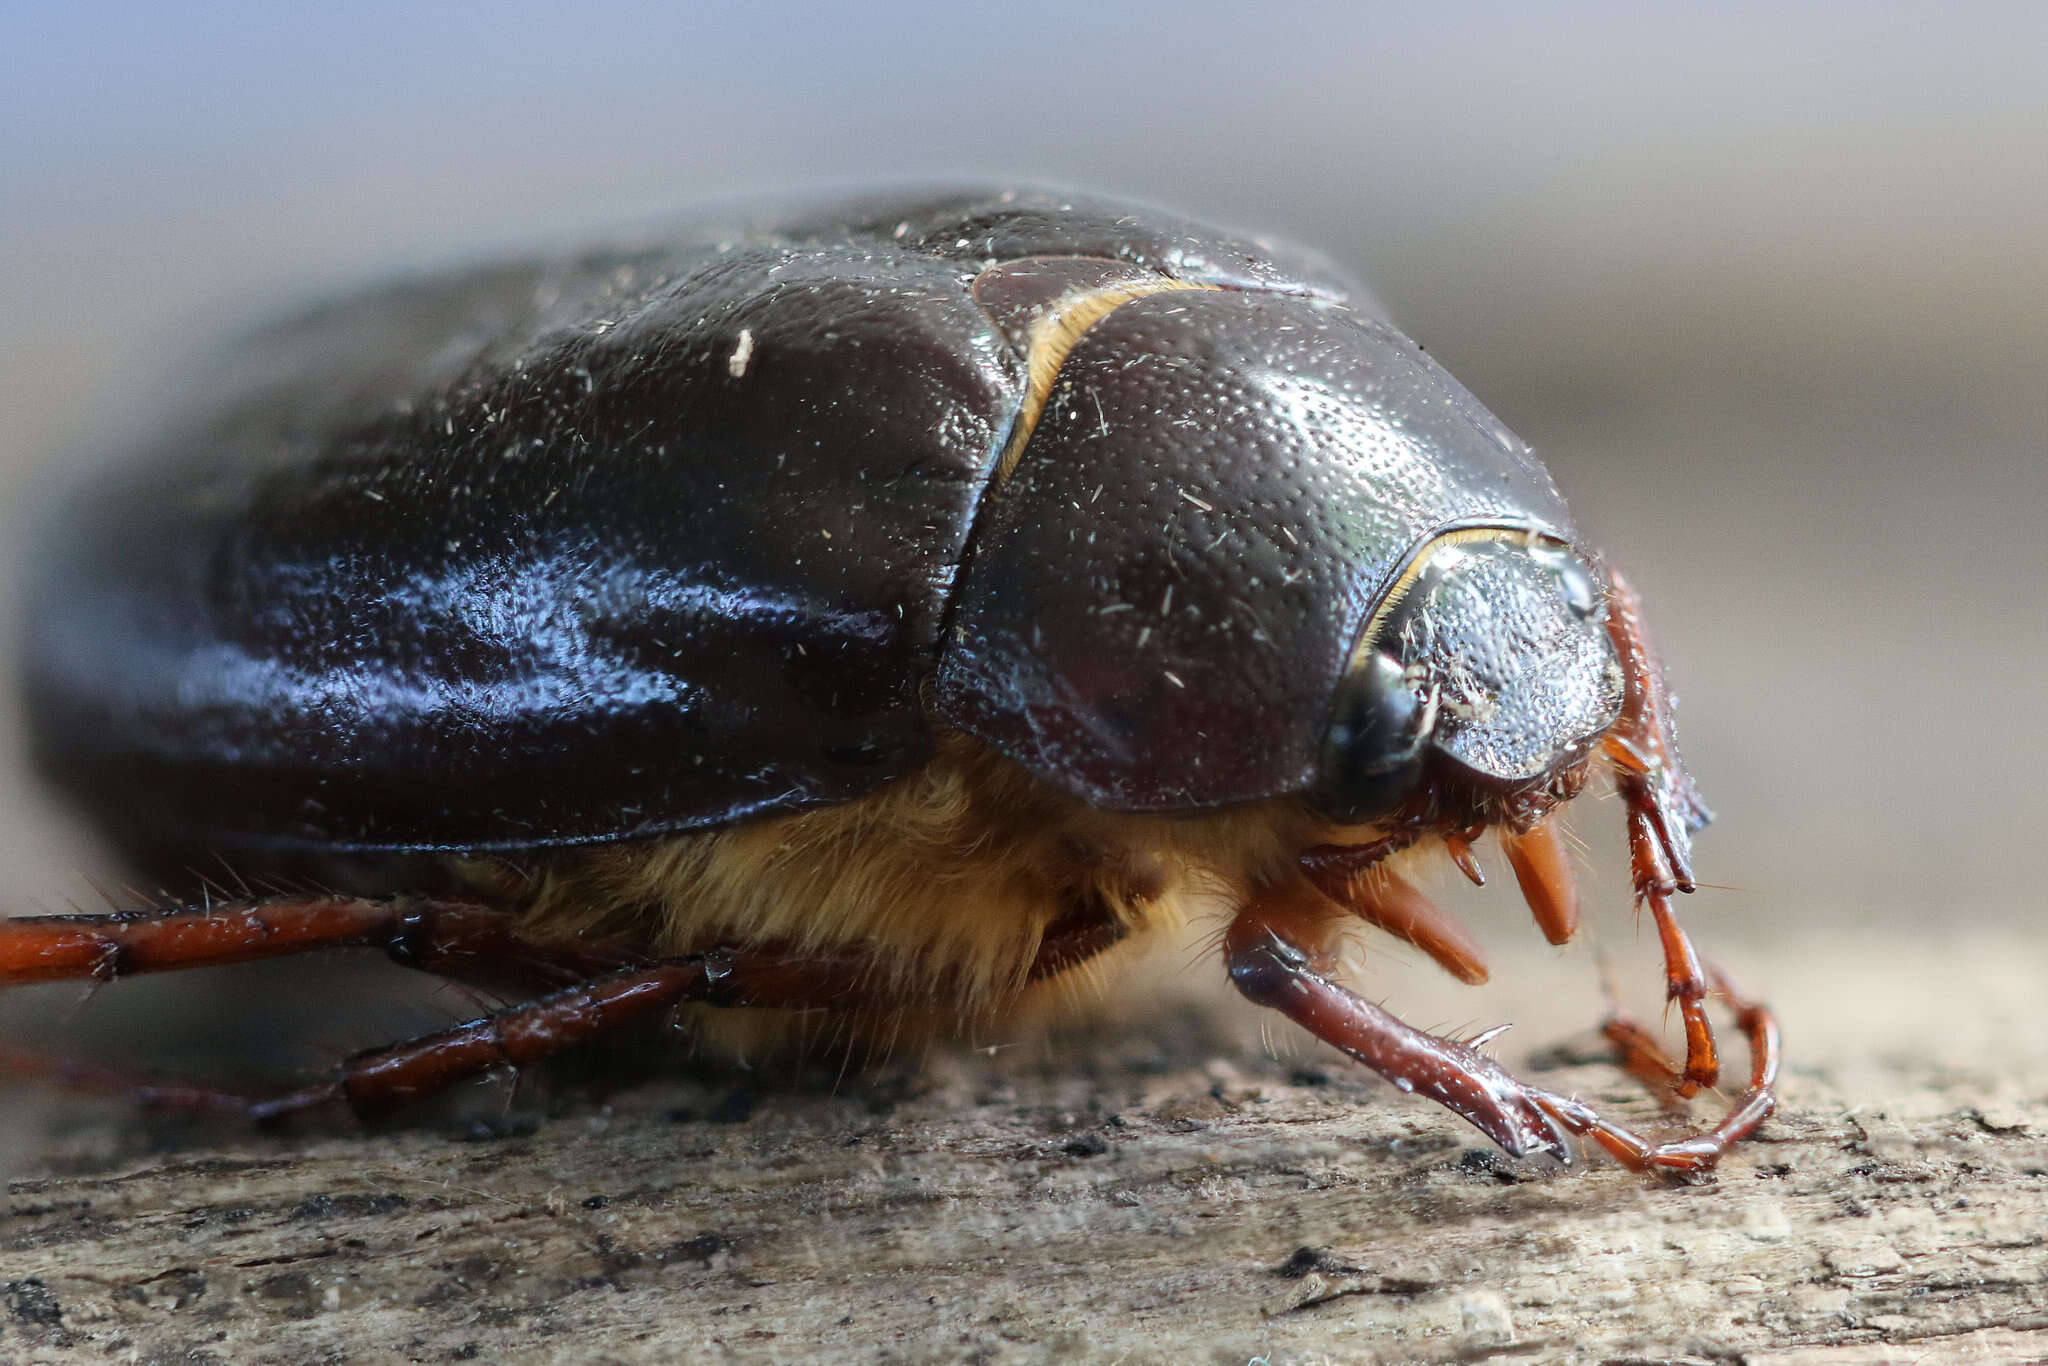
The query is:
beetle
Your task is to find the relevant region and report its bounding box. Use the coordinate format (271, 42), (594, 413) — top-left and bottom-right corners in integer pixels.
(3, 187), (1775, 1172)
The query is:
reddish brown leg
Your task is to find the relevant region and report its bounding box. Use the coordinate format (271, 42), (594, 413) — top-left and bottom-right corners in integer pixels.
(1027, 897), (1132, 982)
(1631, 813), (1716, 1095)
(1603, 571), (1719, 1095)
(0, 894), (642, 1117)
(5, 898), (1134, 1123)
(0, 895), (631, 997)
(2, 947), (862, 1124)
(1529, 965), (1780, 1176)
(1600, 1015), (1686, 1102)
(1601, 571), (1712, 883)
(1225, 874), (1570, 1160)
(289, 961), (725, 1121)
(255, 903), (1133, 1122)
(0, 1045), (283, 1117)
(1227, 876), (1775, 1174)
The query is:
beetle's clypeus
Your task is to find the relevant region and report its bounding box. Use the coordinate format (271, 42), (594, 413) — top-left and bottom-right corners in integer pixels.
(4, 187), (1775, 1172)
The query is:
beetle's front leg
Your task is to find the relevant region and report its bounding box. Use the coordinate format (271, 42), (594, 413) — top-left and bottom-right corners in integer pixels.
(1603, 570), (1719, 1095)
(1223, 874), (1571, 1161)
(1529, 965), (1781, 1176)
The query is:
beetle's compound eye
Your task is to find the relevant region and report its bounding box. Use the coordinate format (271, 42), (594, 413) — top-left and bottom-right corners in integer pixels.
(1315, 648), (1434, 821)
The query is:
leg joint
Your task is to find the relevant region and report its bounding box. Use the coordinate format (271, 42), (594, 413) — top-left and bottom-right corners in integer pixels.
(1227, 935), (1308, 1010)
(381, 904), (434, 969)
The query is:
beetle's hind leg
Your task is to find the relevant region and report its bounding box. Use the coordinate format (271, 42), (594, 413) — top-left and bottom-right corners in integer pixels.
(5, 959), (709, 1125)
(0, 893), (631, 997)
(2, 893), (1133, 1123)
(0, 893), (643, 1118)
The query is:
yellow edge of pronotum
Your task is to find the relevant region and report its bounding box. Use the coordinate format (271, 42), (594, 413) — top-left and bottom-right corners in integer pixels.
(994, 277), (1219, 485)
(1345, 527), (1547, 670)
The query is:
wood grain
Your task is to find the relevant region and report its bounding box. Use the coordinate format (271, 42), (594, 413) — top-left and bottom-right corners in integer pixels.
(3, 928), (2045, 1365)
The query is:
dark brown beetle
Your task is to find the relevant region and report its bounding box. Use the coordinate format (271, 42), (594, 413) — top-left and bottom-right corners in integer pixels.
(4, 187), (1775, 1172)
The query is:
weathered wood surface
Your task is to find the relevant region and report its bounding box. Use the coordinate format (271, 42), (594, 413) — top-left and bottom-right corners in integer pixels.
(3, 927), (2046, 1366)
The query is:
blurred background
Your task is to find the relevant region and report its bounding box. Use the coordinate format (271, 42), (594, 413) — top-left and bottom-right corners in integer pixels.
(3, 3), (2045, 1113)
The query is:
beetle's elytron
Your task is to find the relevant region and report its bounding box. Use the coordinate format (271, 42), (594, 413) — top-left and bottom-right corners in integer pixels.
(4, 188), (1775, 1172)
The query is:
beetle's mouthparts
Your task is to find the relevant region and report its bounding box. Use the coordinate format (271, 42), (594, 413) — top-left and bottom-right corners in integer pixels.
(1310, 852), (1493, 984)
(1500, 821), (1581, 946)
(1295, 815), (1580, 987)
(1232, 570), (1776, 1175)
(1262, 793), (1775, 1172)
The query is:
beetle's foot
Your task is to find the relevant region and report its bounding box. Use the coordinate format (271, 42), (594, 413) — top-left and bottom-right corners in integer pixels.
(0, 1044), (340, 1123)
(1532, 963), (1779, 1177)
(1628, 810), (1720, 1095)
(1598, 1012), (1693, 1111)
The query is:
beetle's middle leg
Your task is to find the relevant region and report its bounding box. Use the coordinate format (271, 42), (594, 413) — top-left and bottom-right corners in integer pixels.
(319, 896), (1132, 1121)
(257, 899), (1129, 1123)
(0, 893), (619, 1116)
(1, 894), (1132, 1123)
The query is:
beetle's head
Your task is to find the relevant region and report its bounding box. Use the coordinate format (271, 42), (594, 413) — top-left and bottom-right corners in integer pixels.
(1314, 529), (1624, 826)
